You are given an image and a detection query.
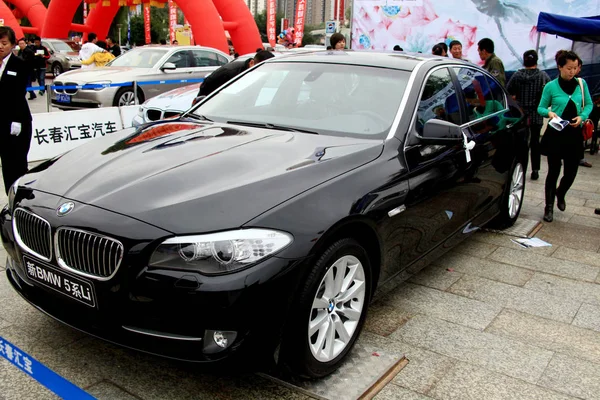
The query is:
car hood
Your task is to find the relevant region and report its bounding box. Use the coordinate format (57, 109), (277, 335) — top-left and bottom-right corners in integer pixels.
(55, 67), (153, 82)
(142, 83), (200, 111)
(24, 121), (384, 234)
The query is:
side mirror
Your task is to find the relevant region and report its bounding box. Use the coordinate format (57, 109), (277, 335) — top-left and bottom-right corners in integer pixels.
(192, 95), (206, 106)
(161, 62), (177, 71)
(418, 119), (464, 144)
(49, 49), (55, 55)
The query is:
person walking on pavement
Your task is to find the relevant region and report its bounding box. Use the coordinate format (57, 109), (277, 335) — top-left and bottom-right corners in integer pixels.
(538, 51), (592, 222)
(17, 37), (36, 100)
(506, 50), (551, 181)
(478, 38), (506, 86)
(30, 36), (49, 96)
(0, 26), (33, 194)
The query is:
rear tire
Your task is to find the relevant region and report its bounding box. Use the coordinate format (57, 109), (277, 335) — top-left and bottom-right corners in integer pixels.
(52, 63), (63, 77)
(281, 238), (372, 379)
(489, 160), (525, 229)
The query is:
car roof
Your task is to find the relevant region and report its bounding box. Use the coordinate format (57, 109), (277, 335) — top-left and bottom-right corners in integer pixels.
(266, 50), (467, 71)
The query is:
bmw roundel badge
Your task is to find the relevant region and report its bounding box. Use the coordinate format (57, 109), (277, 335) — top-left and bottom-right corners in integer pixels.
(57, 202), (75, 216)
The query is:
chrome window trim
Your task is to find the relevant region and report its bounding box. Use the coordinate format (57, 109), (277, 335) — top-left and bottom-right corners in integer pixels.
(386, 59), (428, 140)
(54, 227), (124, 281)
(12, 208), (53, 262)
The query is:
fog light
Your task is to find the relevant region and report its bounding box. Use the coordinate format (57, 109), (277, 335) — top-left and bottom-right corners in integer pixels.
(202, 329), (238, 354)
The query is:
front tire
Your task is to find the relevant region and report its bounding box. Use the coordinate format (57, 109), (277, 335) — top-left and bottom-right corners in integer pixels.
(489, 160), (525, 229)
(282, 238), (372, 379)
(113, 87), (145, 107)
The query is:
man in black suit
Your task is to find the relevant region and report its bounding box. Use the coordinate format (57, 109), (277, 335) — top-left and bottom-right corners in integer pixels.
(0, 26), (33, 194)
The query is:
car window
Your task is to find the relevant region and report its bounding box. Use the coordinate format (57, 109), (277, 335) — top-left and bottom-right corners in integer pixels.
(416, 68), (461, 134)
(109, 48), (168, 68)
(485, 75), (507, 109)
(50, 41), (77, 52)
(191, 50), (224, 67)
(194, 62), (410, 139)
(166, 51), (192, 68)
(454, 67), (503, 123)
(217, 54), (229, 65)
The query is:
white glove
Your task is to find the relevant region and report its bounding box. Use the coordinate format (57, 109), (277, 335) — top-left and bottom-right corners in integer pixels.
(10, 122), (22, 136)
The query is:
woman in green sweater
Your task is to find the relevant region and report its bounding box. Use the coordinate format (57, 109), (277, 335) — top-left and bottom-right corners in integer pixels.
(537, 51), (592, 222)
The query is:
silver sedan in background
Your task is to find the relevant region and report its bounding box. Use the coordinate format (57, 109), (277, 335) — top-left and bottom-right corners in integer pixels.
(51, 45), (231, 110)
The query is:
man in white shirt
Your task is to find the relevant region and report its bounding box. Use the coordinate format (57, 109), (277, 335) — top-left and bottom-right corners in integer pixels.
(79, 32), (104, 68)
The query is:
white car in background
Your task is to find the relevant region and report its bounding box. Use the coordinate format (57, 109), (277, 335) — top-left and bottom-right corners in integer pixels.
(132, 83), (200, 127)
(52, 45), (231, 110)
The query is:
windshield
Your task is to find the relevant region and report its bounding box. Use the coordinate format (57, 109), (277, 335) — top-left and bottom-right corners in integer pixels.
(51, 41), (80, 52)
(193, 62), (409, 139)
(108, 48), (168, 68)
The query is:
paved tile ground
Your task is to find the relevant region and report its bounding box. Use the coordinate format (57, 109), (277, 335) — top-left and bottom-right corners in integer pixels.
(2, 137), (600, 399)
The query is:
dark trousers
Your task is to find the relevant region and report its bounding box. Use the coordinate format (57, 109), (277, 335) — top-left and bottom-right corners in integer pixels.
(26, 74), (36, 99)
(36, 68), (46, 93)
(530, 124), (542, 172)
(545, 155), (579, 206)
(0, 123), (32, 194)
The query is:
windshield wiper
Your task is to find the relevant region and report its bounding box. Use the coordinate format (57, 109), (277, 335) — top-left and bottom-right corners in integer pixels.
(185, 114), (213, 122)
(226, 120), (319, 135)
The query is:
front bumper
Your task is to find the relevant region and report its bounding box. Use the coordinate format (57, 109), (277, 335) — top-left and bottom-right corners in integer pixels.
(51, 86), (119, 110)
(1, 195), (304, 362)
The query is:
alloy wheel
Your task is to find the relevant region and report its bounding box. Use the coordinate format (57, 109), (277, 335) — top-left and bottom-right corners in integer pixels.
(508, 162), (524, 219)
(53, 65), (62, 77)
(119, 91), (136, 106)
(308, 255), (366, 362)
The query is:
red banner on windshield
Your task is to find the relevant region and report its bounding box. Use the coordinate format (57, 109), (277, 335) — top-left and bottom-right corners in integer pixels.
(267, 0), (277, 48)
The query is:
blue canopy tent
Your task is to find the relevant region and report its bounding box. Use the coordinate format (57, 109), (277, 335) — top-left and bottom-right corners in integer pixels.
(536, 12), (600, 45)
(535, 12), (600, 94)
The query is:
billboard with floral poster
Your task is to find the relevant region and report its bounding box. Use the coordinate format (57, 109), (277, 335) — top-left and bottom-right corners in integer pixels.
(351, 0), (600, 71)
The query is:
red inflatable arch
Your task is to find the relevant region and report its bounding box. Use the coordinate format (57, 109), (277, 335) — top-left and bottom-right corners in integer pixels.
(40, 0), (261, 55)
(5, 0), (47, 32)
(0, 1), (25, 38)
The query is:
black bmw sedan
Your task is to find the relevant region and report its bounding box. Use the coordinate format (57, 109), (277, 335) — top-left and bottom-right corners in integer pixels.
(1, 51), (528, 379)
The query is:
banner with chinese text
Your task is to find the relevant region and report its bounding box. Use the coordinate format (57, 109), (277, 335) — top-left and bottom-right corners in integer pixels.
(294, 0), (306, 46)
(169, 0), (177, 44)
(267, 0), (277, 47)
(144, 4), (151, 44)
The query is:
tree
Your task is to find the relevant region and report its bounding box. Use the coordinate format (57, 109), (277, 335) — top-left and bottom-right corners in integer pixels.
(254, 10), (285, 42)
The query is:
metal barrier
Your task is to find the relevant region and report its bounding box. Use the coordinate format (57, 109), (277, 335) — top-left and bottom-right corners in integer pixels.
(26, 78), (205, 112)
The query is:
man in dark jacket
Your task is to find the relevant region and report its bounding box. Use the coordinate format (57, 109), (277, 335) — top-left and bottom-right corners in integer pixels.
(106, 37), (121, 57)
(506, 49), (551, 180)
(196, 50), (274, 98)
(30, 36), (50, 96)
(0, 27), (33, 193)
(478, 38), (506, 86)
(17, 37), (36, 100)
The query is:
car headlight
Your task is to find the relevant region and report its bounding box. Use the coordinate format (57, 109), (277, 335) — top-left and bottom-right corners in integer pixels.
(67, 56), (80, 62)
(83, 80), (112, 91)
(149, 229), (293, 275)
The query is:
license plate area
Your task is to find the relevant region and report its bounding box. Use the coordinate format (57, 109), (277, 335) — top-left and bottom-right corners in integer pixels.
(23, 256), (96, 308)
(56, 93), (71, 103)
